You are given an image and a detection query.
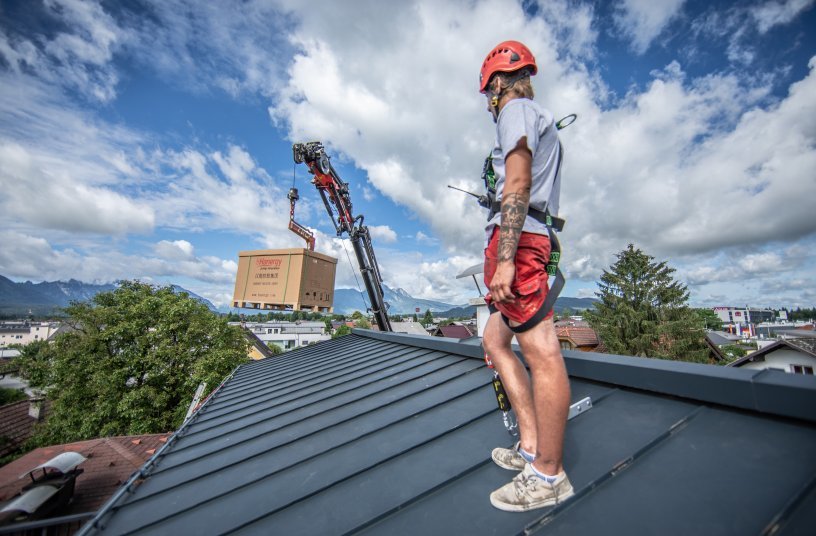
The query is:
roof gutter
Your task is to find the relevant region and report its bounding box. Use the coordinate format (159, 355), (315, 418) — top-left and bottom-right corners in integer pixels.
(77, 363), (244, 535)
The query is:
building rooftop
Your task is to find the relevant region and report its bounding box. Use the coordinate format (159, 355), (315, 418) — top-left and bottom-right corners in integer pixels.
(433, 325), (473, 339)
(0, 434), (170, 516)
(388, 322), (430, 336)
(555, 325), (599, 348)
(81, 330), (816, 535)
(0, 400), (43, 459)
(728, 337), (816, 367)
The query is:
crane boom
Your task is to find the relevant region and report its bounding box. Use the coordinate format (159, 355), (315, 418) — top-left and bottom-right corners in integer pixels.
(291, 142), (392, 332)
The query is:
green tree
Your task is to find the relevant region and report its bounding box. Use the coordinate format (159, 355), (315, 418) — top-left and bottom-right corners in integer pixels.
(584, 244), (708, 362)
(695, 308), (723, 331)
(351, 310), (364, 320)
(333, 325), (352, 338)
(354, 317), (371, 329)
(0, 387), (26, 406)
(16, 281), (249, 446)
(721, 345), (747, 359)
(421, 309), (433, 327)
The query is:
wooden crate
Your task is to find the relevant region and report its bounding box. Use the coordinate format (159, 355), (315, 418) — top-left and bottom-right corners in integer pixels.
(232, 249), (337, 311)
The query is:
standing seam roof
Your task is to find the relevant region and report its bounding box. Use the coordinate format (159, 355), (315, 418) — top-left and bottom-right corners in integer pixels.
(82, 330), (816, 536)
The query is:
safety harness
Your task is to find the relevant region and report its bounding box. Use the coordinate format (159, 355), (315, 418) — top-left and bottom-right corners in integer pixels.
(482, 134), (569, 333)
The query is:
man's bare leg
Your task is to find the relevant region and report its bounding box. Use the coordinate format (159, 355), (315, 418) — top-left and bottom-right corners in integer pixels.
(483, 311), (537, 452)
(514, 316), (570, 476)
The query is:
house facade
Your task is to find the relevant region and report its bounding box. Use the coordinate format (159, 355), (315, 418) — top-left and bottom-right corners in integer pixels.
(0, 322), (61, 348)
(235, 321), (330, 351)
(728, 338), (816, 375)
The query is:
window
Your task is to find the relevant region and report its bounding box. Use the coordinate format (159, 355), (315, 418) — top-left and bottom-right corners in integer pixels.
(559, 341), (573, 350)
(790, 365), (814, 375)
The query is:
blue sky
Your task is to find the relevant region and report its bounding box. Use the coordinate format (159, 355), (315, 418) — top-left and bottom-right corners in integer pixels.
(0, 0), (814, 310)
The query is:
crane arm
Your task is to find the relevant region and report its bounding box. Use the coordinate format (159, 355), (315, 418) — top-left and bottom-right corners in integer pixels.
(292, 142), (392, 332)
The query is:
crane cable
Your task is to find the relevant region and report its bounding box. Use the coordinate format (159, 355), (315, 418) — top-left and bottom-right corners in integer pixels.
(341, 239), (370, 313)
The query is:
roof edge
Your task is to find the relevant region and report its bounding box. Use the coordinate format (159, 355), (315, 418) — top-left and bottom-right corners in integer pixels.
(354, 330), (816, 423)
(352, 329), (485, 359)
(563, 349), (816, 423)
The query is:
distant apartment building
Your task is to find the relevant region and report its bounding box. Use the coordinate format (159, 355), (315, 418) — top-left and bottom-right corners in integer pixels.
(233, 321), (330, 351)
(713, 307), (778, 336)
(0, 321), (61, 348)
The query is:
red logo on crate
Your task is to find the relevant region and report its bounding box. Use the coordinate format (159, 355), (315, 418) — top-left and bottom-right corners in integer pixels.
(256, 258), (282, 267)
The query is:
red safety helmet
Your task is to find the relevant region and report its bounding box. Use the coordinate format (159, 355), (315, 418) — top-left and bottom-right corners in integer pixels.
(479, 40), (537, 93)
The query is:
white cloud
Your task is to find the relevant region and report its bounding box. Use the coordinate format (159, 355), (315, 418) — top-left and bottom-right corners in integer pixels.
(368, 225), (398, 244)
(0, 0), (126, 102)
(154, 240), (195, 261)
(2, 0), (814, 310)
(416, 231), (437, 245)
(575, 288), (596, 299)
(751, 0), (814, 34)
(613, 0), (686, 54)
(0, 231), (235, 286)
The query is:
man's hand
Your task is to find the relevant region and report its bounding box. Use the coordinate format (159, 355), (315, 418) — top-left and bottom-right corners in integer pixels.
(490, 260), (517, 303)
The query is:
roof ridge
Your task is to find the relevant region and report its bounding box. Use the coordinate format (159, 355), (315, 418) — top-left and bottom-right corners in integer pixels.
(104, 437), (151, 468)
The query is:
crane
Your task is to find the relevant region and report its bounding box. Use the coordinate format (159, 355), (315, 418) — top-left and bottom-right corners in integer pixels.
(290, 141), (392, 332)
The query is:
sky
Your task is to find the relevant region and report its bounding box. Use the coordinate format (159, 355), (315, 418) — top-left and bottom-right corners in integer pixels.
(0, 0), (814, 311)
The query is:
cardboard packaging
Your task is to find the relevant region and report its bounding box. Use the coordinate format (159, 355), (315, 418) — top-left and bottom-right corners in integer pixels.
(232, 249), (337, 312)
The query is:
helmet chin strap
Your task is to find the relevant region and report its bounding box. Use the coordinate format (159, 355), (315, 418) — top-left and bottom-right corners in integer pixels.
(489, 93), (500, 123)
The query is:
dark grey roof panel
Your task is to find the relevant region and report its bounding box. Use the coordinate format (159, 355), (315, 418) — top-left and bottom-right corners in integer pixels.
(529, 407), (816, 535)
(776, 476), (816, 536)
(353, 389), (699, 535)
(83, 331), (816, 536)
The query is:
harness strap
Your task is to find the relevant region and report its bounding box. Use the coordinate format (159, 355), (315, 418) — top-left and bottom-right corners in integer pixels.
(504, 227), (564, 333)
(489, 202), (564, 231)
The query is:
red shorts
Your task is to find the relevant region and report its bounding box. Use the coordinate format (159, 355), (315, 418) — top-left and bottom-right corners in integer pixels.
(484, 227), (553, 329)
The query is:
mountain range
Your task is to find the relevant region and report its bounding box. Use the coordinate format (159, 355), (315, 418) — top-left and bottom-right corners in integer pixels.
(333, 286), (597, 316)
(0, 275), (597, 318)
(333, 286), (455, 315)
(0, 275), (217, 316)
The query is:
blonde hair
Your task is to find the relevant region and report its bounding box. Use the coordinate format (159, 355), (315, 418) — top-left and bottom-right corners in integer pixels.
(492, 70), (535, 99)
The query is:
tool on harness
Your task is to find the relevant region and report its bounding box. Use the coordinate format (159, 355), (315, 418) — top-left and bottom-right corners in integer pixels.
(484, 351), (518, 437)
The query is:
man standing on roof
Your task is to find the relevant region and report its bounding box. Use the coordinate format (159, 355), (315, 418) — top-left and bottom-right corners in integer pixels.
(479, 40), (574, 511)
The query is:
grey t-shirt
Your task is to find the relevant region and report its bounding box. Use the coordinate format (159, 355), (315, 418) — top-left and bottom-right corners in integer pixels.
(485, 98), (562, 242)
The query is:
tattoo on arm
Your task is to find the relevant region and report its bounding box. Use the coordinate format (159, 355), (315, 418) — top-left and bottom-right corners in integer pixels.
(498, 191), (529, 262)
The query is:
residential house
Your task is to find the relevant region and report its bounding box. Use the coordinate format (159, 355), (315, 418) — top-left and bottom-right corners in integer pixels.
(235, 321), (329, 351)
(0, 399), (46, 460)
(241, 329), (279, 361)
(0, 433), (169, 532)
(80, 330), (816, 535)
(554, 324), (599, 352)
(0, 322), (61, 348)
(432, 325), (473, 339)
(727, 337), (816, 375)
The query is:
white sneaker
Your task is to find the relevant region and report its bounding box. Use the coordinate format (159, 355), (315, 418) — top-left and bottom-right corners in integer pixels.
(490, 464), (575, 512)
(491, 441), (527, 471)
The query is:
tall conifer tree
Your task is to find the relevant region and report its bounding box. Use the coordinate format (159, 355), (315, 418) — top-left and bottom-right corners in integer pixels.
(584, 245), (708, 362)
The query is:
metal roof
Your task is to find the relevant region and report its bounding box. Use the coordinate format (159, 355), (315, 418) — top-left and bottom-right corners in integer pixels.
(81, 330), (816, 535)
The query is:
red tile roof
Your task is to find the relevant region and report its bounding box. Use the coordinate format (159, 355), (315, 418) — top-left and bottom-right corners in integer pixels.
(556, 326), (599, 349)
(0, 433), (170, 514)
(0, 400), (42, 458)
(434, 325), (473, 339)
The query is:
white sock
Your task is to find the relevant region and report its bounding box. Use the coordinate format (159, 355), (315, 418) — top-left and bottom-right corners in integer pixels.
(530, 465), (559, 484)
(518, 447), (535, 463)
